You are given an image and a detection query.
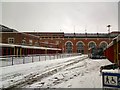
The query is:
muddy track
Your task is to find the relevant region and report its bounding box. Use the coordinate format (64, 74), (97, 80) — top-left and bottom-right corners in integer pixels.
(6, 56), (88, 89)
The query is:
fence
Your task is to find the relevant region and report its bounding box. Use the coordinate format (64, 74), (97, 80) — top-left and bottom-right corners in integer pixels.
(0, 53), (81, 67)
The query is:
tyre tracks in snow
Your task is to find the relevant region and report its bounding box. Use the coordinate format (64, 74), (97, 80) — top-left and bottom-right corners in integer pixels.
(5, 55), (88, 89)
(27, 58), (102, 88)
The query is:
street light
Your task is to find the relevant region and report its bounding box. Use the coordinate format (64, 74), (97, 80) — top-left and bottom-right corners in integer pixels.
(107, 25), (111, 43)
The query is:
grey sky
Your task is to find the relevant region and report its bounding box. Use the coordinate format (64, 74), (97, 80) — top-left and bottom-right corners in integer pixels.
(1, 2), (119, 33)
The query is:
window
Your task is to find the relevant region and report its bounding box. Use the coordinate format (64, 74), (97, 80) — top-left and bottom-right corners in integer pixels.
(29, 40), (33, 45)
(8, 38), (14, 44)
(35, 41), (39, 46)
(22, 40), (26, 45)
(100, 42), (107, 50)
(77, 42), (84, 54)
(66, 42), (72, 53)
(89, 42), (96, 48)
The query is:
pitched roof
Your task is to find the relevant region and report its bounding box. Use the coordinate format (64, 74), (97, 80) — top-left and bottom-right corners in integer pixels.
(0, 25), (18, 32)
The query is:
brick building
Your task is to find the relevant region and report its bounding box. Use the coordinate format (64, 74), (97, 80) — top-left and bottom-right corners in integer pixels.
(0, 25), (58, 48)
(27, 32), (120, 54)
(1, 25), (120, 54)
(0, 25), (61, 56)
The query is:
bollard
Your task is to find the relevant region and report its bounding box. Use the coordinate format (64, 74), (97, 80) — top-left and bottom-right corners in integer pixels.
(50, 55), (51, 60)
(23, 56), (25, 64)
(12, 56), (14, 65)
(45, 55), (46, 60)
(32, 55), (34, 62)
(57, 54), (58, 59)
(39, 55), (40, 61)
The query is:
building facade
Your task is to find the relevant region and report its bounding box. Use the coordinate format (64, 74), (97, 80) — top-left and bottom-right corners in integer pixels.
(0, 25), (61, 56)
(1, 25), (120, 54)
(27, 32), (120, 54)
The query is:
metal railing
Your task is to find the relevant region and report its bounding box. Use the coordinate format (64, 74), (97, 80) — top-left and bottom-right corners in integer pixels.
(0, 53), (81, 67)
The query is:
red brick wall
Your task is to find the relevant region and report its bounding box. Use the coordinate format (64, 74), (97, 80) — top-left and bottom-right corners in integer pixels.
(39, 37), (111, 54)
(1, 32), (39, 46)
(1, 32), (112, 54)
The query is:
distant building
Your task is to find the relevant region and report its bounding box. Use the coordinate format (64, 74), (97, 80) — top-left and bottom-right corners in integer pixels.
(26, 31), (120, 54)
(0, 25), (61, 56)
(1, 25), (120, 54)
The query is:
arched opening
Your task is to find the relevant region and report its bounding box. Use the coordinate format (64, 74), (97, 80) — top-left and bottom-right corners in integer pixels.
(77, 42), (84, 54)
(88, 41), (96, 49)
(66, 42), (73, 53)
(99, 42), (108, 50)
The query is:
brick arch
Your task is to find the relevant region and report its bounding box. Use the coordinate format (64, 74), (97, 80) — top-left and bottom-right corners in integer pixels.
(65, 41), (73, 53)
(88, 41), (97, 48)
(76, 41), (85, 54)
(65, 41), (73, 46)
(99, 41), (108, 49)
(99, 41), (108, 47)
(76, 41), (85, 46)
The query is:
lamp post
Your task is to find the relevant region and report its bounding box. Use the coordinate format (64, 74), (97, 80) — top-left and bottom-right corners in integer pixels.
(85, 25), (87, 40)
(107, 25), (111, 44)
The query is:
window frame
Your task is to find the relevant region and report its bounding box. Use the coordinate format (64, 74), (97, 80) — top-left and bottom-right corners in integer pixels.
(8, 38), (14, 44)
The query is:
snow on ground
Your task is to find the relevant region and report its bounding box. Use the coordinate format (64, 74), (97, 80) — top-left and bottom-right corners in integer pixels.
(0, 54), (114, 89)
(25, 58), (112, 88)
(0, 54), (69, 67)
(0, 55), (86, 88)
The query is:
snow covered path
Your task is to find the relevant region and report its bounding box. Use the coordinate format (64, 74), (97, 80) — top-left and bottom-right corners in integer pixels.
(0, 55), (87, 88)
(0, 54), (112, 89)
(25, 58), (111, 88)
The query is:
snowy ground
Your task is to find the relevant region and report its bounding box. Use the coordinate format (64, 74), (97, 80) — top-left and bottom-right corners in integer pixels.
(0, 54), (113, 89)
(0, 54), (73, 67)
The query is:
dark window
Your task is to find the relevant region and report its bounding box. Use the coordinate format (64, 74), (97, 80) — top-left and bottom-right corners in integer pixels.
(77, 42), (84, 54)
(100, 42), (107, 50)
(89, 42), (96, 48)
(8, 38), (14, 44)
(66, 42), (72, 53)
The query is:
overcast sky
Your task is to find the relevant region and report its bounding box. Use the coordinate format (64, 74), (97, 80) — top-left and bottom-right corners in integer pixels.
(1, 1), (119, 33)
